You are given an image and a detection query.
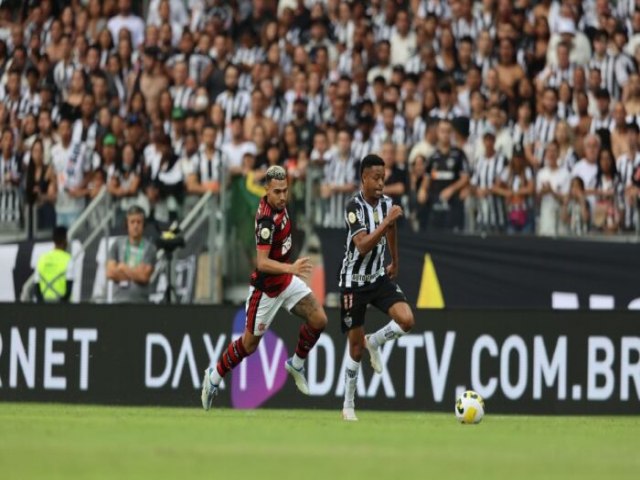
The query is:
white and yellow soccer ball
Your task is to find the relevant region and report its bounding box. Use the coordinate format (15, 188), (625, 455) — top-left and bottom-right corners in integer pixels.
(455, 390), (485, 424)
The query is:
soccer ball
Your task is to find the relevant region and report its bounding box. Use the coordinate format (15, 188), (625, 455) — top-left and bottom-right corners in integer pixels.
(455, 390), (485, 424)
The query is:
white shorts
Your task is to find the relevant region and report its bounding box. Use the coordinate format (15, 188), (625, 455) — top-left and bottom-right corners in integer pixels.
(245, 276), (312, 336)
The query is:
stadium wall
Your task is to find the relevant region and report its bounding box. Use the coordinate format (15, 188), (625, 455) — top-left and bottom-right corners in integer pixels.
(317, 229), (640, 309)
(1, 305), (638, 414)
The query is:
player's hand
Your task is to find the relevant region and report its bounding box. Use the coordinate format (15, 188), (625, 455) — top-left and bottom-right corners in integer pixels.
(291, 257), (313, 279)
(386, 262), (398, 280)
(386, 205), (404, 224)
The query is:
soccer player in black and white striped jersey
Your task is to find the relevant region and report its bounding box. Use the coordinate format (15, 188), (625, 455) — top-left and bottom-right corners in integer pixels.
(339, 154), (415, 421)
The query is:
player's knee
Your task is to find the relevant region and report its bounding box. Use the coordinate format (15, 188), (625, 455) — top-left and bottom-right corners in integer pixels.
(311, 310), (328, 331)
(397, 312), (415, 332)
(242, 335), (261, 355)
(349, 338), (365, 360)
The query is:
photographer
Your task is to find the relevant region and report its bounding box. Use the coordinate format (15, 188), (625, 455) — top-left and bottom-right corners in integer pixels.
(107, 205), (157, 303)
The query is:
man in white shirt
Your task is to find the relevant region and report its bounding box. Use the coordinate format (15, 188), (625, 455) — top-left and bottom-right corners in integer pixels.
(390, 10), (416, 67)
(51, 118), (89, 227)
(537, 141), (571, 236)
(107, 0), (145, 48)
(222, 115), (257, 178)
(572, 134), (600, 211)
(366, 40), (392, 84)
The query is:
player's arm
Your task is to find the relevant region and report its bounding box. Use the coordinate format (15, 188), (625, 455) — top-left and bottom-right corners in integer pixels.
(256, 249), (312, 278)
(351, 205), (403, 256)
(255, 217), (312, 278)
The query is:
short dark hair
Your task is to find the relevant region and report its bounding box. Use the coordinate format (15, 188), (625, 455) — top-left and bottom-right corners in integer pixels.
(127, 205), (146, 218)
(53, 226), (68, 247)
(360, 154), (385, 178)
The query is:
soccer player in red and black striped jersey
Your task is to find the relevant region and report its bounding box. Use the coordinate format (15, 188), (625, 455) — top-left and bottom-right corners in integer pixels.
(201, 165), (328, 410)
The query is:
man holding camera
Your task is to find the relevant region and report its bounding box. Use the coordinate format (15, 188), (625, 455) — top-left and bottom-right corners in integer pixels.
(107, 205), (157, 303)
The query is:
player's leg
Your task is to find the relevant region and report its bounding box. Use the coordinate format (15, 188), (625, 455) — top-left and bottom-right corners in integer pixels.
(366, 281), (415, 374)
(201, 287), (275, 410)
(282, 277), (328, 394)
(341, 290), (367, 421)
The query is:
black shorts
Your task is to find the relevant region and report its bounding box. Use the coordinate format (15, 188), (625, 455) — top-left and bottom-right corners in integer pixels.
(340, 277), (408, 333)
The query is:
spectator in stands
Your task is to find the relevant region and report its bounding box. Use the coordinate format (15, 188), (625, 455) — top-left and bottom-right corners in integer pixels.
(495, 146), (535, 234)
(573, 133), (601, 210)
(51, 118), (90, 228)
(223, 114), (257, 178)
(184, 124), (222, 205)
(107, 205), (156, 303)
(424, 119), (470, 231)
(25, 138), (56, 230)
(110, 142), (143, 222)
(320, 128), (357, 228)
(537, 141), (571, 236)
(0, 127), (22, 225)
(471, 126), (508, 233)
(592, 148), (623, 233)
(562, 177), (590, 236)
(35, 226), (73, 303)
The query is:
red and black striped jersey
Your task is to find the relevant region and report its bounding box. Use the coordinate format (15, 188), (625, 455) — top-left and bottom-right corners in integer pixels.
(250, 196), (293, 297)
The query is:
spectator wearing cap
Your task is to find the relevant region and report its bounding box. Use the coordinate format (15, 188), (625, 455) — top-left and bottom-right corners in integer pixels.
(494, 145), (535, 234)
(169, 107), (187, 158)
(537, 141), (571, 236)
(547, 17), (592, 67)
(127, 46), (168, 121)
(424, 119), (470, 231)
(101, 133), (119, 184)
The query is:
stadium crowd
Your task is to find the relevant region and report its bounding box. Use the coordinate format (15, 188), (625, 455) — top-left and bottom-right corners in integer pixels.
(1, 0), (640, 238)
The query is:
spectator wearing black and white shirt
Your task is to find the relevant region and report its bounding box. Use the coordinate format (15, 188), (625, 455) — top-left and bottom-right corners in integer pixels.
(389, 10), (416, 67)
(472, 126), (508, 232)
(215, 64), (250, 125)
(321, 129), (358, 228)
(169, 61), (194, 111)
(373, 102), (406, 146)
(0, 128), (21, 225)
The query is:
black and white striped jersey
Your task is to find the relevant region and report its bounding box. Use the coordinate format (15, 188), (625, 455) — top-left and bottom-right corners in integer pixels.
(215, 89), (251, 124)
(339, 192), (392, 290)
(169, 85), (194, 110)
(589, 54), (619, 99)
(533, 114), (558, 146)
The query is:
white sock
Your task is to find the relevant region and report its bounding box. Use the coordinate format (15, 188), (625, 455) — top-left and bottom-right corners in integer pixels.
(343, 355), (360, 409)
(291, 353), (305, 370)
(367, 320), (406, 348)
(209, 368), (222, 386)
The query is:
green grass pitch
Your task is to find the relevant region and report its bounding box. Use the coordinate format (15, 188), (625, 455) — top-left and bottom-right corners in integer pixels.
(0, 403), (638, 480)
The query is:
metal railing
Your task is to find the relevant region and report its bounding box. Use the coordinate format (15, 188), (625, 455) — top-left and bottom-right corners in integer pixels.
(20, 187), (114, 302)
(150, 187), (226, 304)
